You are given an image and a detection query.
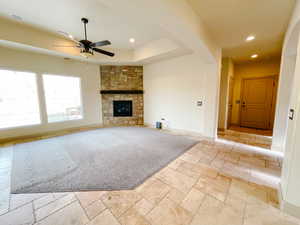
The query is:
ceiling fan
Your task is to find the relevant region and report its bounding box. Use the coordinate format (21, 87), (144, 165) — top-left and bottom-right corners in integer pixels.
(57, 18), (115, 58)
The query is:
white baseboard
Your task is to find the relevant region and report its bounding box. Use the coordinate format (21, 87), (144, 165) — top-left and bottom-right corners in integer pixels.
(144, 123), (210, 139)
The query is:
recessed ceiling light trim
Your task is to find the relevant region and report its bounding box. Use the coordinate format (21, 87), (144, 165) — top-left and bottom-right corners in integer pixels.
(129, 38), (135, 43)
(251, 54), (258, 58)
(246, 35), (255, 42)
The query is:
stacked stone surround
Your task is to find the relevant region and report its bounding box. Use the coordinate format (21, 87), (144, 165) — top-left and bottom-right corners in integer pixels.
(100, 65), (144, 126)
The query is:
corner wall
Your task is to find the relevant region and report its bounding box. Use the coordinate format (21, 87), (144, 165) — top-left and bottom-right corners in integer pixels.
(218, 58), (234, 130)
(100, 66), (144, 126)
(144, 52), (221, 138)
(0, 46), (102, 139)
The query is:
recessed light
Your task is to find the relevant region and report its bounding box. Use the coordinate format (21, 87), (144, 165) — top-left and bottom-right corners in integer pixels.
(129, 38), (135, 43)
(246, 35), (255, 42)
(251, 54), (258, 58)
(68, 34), (74, 39)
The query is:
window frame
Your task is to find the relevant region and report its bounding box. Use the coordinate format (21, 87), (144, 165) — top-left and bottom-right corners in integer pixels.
(42, 73), (84, 124)
(0, 68), (42, 130)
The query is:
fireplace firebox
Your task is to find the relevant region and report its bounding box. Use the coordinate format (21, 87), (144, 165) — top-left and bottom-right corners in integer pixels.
(113, 100), (133, 117)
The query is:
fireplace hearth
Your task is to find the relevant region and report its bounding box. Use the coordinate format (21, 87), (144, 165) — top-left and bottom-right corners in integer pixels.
(113, 100), (132, 117)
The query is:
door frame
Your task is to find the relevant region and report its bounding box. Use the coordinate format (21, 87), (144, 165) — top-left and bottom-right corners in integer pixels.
(239, 74), (278, 129)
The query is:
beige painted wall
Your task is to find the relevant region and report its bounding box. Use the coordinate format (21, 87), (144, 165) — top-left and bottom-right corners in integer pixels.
(144, 52), (221, 138)
(231, 59), (281, 125)
(0, 46), (102, 139)
(218, 58), (234, 130)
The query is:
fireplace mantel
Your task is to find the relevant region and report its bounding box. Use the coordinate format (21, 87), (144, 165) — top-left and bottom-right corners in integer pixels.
(100, 90), (144, 94)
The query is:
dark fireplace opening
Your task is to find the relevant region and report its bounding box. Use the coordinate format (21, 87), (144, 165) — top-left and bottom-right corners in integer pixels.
(113, 100), (133, 117)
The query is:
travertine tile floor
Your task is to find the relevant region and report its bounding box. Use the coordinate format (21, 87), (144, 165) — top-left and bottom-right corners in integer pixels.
(0, 133), (298, 225)
(227, 126), (273, 136)
(218, 129), (272, 149)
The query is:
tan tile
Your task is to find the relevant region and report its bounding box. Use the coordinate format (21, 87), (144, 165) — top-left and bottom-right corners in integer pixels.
(33, 194), (55, 210)
(87, 209), (121, 225)
(10, 193), (46, 210)
(134, 198), (154, 216)
(119, 207), (151, 225)
(35, 193), (76, 221)
(136, 178), (170, 204)
(225, 194), (246, 215)
(156, 167), (197, 193)
(101, 191), (141, 218)
(176, 161), (204, 179)
(211, 158), (225, 170)
(194, 175), (230, 202)
(239, 156), (266, 168)
(179, 152), (200, 164)
(165, 188), (186, 204)
(84, 200), (106, 220)
(0, 188), (10, 215)
(168, 158), (184, 170)
(190, 195), (243, 225)
(0, 203), (34, 225)
(146, 197), (192, 225)
(181, 188), (205, 214)
(196, 179), (227, 202)
(229, 179), (267, 204)
(37, 201), (89, 225)
(221, 161), (250, 181)
(52, 192), (69, 199)
(76, 191), (106, 207)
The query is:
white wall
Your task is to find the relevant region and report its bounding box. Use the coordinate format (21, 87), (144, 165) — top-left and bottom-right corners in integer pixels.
(274, 0), (300, 217)
(0, 46), (102, 139)
(144, 52), (220, 138)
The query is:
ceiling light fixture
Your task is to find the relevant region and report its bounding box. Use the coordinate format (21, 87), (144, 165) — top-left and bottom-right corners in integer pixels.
(246, 35), (255, 42)
(251, 54), (258, 59)
(129, 38), (135, 43)
(80, 49), (93, 58)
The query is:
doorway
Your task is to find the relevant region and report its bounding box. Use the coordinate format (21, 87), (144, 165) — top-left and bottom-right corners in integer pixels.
(217, 58), (281, 149)
(240, 76), (277, 130)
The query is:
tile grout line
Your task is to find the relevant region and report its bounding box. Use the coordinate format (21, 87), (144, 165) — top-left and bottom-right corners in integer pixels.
(34, 195), (77, 223)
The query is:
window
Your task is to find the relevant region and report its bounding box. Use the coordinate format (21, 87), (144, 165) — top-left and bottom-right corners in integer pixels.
(0, 70), (41, 129)
(43, 74), (83, 123)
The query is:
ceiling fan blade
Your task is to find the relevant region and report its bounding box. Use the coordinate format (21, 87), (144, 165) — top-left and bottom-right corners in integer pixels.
(92, 48), (115, 57)
(90, 40), (111, 48)
(53, 45), (79, 47)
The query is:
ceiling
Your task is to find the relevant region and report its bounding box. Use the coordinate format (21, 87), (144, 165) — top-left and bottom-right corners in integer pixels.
(0, 0), (297, 64)
(0, 0), (167, 49)
(187, 0), (296, 63)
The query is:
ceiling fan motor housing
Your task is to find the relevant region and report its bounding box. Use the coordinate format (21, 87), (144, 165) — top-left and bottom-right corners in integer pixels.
(81, 18), (89, 24)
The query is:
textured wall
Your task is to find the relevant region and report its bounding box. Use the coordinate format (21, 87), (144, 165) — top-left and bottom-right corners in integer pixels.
(100, 66), (144, 126)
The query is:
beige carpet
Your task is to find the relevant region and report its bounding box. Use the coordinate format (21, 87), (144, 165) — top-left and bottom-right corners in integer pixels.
(11, 127), (198, 193)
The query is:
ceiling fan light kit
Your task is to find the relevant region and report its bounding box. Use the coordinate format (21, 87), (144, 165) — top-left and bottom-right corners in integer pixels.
(80, 49), (93, 58)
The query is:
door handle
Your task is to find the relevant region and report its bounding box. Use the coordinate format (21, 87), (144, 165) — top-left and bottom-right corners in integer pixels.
(242, 102), (246, 108)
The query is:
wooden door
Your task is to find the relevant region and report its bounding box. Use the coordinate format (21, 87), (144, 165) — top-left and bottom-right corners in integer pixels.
(227, 77), (234, 129)
(240, 77), (275, 129)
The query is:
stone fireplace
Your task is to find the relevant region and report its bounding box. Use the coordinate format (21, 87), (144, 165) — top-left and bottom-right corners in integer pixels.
(100, 66), (144, 126)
